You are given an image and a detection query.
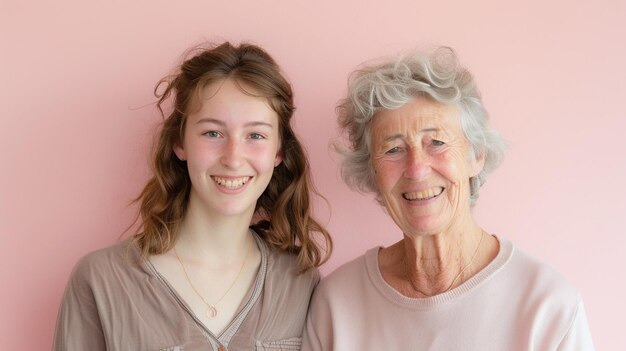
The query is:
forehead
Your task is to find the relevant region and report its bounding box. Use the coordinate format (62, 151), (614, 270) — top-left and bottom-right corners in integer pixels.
(187, 79), (278, 123)
(370, 97), (462, 139)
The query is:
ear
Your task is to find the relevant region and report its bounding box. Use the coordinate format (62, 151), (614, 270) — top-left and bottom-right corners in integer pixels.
(173, 143), (187, 161)
(274, 152), (283, 167)
(469, 149), (486, 177)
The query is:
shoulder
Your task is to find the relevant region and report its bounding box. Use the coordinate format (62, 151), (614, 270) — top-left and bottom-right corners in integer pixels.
(320, 249), (371, 287)
(311, 249), (372, 304)
(68, 239), (141, 287)
(305, 249), (373, 339)
(509, 242), (579, 294)
(496, 238), (593, 347)
(249, 247), (320, 340)
(265, 247), (320, 291)
(59, 239), (143, 317)
(499, 238), (582, 313)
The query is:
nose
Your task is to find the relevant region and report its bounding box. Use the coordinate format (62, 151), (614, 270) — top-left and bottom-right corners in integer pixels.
(403, 147), (431, 179)
(220, 138), (243, 169)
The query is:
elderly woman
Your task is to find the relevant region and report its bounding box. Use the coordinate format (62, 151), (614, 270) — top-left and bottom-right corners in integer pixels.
(302, 47), (594, 350)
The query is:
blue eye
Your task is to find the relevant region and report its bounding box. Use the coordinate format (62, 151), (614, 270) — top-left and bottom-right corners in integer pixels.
(204, 131), (220, 138)
(249, 133), (265, 140)
(431, 139), (445, 146)
(386, 146), (401, 154)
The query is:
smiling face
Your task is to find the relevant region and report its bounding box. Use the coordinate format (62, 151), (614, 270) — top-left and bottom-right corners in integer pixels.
(174, 79), (282, 220)
(370, 96), (484, 237)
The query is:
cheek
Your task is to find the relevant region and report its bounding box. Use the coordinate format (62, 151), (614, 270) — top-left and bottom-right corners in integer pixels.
(186, 145), (218, 164)
(249, 146), (280, 170)
(437, 152), (468, 180)
(373, 161), (400, 191)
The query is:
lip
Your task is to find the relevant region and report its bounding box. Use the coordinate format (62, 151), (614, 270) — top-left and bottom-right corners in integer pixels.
(211, 175), (253, 194)
(402, 186), (445, 202)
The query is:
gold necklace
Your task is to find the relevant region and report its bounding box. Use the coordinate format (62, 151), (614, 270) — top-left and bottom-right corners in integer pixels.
(173, 240), (250, 319)
(443, 230), (485, 293)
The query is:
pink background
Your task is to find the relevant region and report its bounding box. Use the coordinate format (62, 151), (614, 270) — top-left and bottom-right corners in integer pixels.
(2, 1), (624, 349)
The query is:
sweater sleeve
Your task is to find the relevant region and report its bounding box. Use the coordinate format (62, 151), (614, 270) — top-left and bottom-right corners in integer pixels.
(302, 284), (333, 351)
(556, 299), (595, 351)
(52, 256), (107, 351)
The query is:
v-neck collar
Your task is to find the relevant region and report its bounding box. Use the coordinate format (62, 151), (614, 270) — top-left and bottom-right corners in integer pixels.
(144, 231), (269, 349)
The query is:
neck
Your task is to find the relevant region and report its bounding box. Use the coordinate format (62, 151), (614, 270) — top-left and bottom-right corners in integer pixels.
(380, 221), (489, 297)
(175, 196), (255, 262)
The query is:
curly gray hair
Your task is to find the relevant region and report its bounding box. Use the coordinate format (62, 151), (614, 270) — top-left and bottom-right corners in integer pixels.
(336, 47), (506, 206)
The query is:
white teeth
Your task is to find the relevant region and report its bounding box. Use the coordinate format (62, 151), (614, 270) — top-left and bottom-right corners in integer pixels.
(403, 187), (444, 201)
(212, 176), (250, 189)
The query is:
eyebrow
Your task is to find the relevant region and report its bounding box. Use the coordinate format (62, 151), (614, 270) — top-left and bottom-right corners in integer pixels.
(195, 118), (273, 128)
(382, 127), (439, 142)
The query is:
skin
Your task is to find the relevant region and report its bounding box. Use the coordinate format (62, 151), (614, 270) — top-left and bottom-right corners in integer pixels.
(151, 78), (283, 333)
(370, 96), (499, 297)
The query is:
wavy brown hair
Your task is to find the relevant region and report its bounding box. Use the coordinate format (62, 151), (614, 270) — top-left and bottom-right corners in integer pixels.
(131, 42), (332, 271)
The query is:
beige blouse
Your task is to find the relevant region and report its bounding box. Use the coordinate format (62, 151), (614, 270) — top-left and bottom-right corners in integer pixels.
(53, 234), (319, 350)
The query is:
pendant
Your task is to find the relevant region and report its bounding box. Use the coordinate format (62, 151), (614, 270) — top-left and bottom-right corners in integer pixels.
(206, 305), (218, 319)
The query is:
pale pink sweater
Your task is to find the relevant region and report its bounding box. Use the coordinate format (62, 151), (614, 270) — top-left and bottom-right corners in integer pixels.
(303, 237), (594, 350)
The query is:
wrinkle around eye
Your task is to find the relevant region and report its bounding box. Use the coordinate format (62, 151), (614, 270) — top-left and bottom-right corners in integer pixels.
(385, 146), (401, 154)
(374, 149), (405, 162)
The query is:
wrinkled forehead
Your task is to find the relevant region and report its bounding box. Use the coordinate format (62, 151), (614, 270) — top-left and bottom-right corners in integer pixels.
(370, 97), (462, 139)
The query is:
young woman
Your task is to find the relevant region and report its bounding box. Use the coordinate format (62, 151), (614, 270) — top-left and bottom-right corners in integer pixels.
(53, 42), (332, 351)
